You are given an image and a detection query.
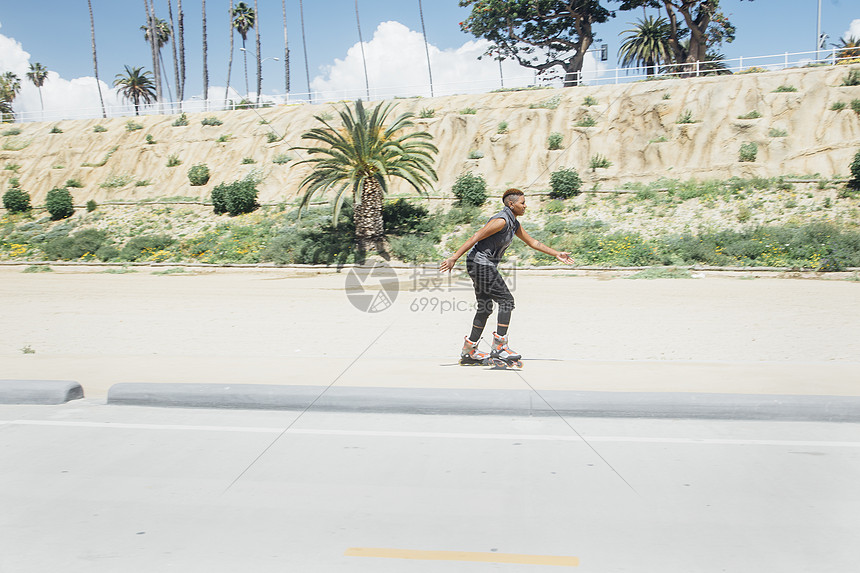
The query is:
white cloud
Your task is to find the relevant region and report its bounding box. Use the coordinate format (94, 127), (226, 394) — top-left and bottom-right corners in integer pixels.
(844, 19), (860, 42)
(1, 20), (122, 122)
(309, 21), (604, 101)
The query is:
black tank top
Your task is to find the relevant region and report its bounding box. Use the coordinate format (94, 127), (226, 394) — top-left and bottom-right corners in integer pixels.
(467, 206), (520, 266)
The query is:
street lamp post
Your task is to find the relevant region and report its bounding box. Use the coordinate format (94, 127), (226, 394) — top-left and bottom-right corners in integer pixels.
(239, 47), (279, 102)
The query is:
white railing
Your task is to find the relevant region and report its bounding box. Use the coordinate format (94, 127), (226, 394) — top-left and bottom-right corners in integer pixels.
(2, 48), (855, 124)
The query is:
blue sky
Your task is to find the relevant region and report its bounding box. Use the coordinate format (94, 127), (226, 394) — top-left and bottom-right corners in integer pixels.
(1, 1), (858, 116)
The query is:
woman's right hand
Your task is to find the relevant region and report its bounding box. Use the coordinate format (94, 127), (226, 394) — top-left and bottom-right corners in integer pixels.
(439, 257), (455, 273)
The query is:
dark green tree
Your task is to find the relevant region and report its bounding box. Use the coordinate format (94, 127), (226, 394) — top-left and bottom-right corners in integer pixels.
(113, 65), (157, 115)
(459, 0), (613, 87)
(618, 16), (672, 76)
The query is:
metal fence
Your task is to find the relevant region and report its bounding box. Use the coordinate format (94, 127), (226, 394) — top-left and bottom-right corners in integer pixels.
(2, 48), (855, 125)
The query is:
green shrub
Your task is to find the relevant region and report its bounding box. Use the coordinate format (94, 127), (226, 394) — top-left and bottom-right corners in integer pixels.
(848, 149), (860, 190)
(676, 109), (696, 124)
(241, 157), (257, 164)
(187, 164), (211, 186)
(768, 128), (788, 137)
(497, 121), (508, 134)
(120, 234), (175, 261)
(216, 133), (231, 143)
(2, 127), (22, 136)
(575, 115), (597, 127)
(145, 134), (156, 144)
(81, 145), (118, 167)
(389, 234), (439, 263)
(125, 120), (143, 132)
(549, 167), (582, 199)
(2, 137), (31, 151)
(4, 163), (20, 172)
(201, 116), (223, 126)
(382, 198), (432, 235)
(210, 178), (259, 215)
(65, 178), (84, 188)
(830, 101), (846, 111)
(100, 174), (134, 188)
(167, 154), (182, 167)
(419, 108), (435, 118)
(259, 207), (356, 265)
(547, 132), (564, 150)
(172, 113), (189, 126)
(45, 187), (74, 220)
(272, 154), (292, 164)
(452, 172), (487, 207)
(265, 132), (282, 143)
(842, 68), (860, 86)
(589, 154), (612, 171)
(49, 125), (63, 134)
(3, 188), (31, 213)
(737, 110), (762, 119)
(851, 99), (860, 116)
(135, 179), (152, 187)
(468, 149), (484, 159)
(739, 142), (758, 162)
(529, 94), (561, 110)
(93, 124), (107, 133)
(86, 199), (98, 212)
(9, 176), (20, 188)
(43, 229), (107, 260)
(544, 199), (565, 213)
(460, 107), (478, 115)
(773, 85), (798, 93)
(583, 95), (598, 106)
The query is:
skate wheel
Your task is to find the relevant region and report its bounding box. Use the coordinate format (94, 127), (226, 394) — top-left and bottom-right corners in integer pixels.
(513, 360), (523, 369)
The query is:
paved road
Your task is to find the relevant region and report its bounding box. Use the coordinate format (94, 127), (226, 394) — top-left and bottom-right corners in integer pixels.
(2, 401), (858, 572)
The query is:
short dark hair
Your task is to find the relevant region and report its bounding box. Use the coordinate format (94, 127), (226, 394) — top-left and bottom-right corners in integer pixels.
(502, 188), (524, 207)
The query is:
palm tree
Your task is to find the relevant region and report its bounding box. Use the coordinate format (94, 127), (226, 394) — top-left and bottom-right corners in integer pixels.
(167, 0), (181, 105)
(282, 0), (290, 95)
(225, 0), (235, 106)
(177, 0), (186, 104)
(114, 65), (157, 115)
(141, 15), (173, 100)
(618, 16), (672, 77)
(299, 0), (310, 101)
(202, 0), (209, 106)
(355, 0), (370, 98)
(26, 63), (49, 116)
(418, 0), (434, 97)
(142, 0), (163, 107)
(88, 0), (107, 118)
(254, 0), (261, 104)
(836, 36), (860, 61)
(231, 1), (255, 99)
(0, 72), (21, 121)
(296, 100), (438, 255)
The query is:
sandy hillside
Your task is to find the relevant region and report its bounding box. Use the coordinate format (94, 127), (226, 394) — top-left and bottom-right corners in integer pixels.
(1, 65), (860, 206)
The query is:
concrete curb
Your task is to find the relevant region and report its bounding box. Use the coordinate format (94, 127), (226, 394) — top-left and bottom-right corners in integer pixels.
(106, 383), (860, 422)
(0, 380), (84, 405)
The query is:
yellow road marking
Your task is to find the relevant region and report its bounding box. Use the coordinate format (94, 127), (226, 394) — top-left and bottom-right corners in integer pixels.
(344, 547), (579, 567)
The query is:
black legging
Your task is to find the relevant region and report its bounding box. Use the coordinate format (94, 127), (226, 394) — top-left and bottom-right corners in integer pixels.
(467, 260), (514, 339)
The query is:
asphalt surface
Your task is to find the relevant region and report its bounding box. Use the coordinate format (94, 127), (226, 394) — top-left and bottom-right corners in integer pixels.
(1, 401), (858, 572)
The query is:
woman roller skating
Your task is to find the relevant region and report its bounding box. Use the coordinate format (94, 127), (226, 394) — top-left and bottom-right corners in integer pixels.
(439, 189), (573, 369)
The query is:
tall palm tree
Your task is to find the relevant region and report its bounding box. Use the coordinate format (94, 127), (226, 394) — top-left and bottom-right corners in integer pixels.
(167, 0), (181, 105)
(88, 0), (107, 118)
(202, 0), (209, 106)
(418, 0), (434, 97)
(141, 15), (173, 101)
(355, 0), (370, 98)
(225, 0), (235, 106)
(618, 16), (672, 77)
(836, 36), (860, 61)
(282, 0), (290, 95)
(26, 63), (49, 116)
(299, 0), (310, 101)
(254, 0), (261, 104)
(0, 72), (21, 120)
(177, 0), (186, 104)
(113, 65), (157, 115)
(296, 100), (438, 255)
(142, 0), (163, 107)
(231, 2), (255, 99)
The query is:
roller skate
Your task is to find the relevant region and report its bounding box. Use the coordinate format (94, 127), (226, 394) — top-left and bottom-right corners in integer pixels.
(490, 332), (523, 369)
(459, 336), (490, 366)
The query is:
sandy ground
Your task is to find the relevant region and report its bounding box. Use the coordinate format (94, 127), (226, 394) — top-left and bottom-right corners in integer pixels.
(1, 265), (858, 399)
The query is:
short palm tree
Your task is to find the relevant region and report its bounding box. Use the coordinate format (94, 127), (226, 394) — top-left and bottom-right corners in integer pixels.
(295, 100), (438, 255)
(27, 63), (49, 115)
(113, 65), (157, 115)
(836, 36), (860, 60)
(0, 72), (21, 119)
(231, 1), (256, 98)
(618, 16), (672, 76)
(141, 16), (172, 99)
